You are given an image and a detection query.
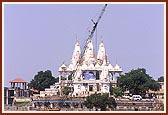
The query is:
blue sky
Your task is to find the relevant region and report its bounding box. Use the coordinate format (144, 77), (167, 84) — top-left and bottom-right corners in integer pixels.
(4, 3), (164, 87)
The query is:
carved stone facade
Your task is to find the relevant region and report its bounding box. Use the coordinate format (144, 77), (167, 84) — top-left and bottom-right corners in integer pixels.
(58, 38), (122, 97)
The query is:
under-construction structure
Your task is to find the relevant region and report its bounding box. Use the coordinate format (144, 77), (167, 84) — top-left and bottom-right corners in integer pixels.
(57, 4), (122, 97)
(40, 4), (123, 97)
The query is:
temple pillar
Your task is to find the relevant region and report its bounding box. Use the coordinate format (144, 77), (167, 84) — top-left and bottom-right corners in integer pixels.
(32, 103), (35, 107)
(113, 72), (115, 81)
(66, 73), (68, 81)
(59, 75), (61, 83)
(93, 71), (96, 76)
(50, 103), (53, 108)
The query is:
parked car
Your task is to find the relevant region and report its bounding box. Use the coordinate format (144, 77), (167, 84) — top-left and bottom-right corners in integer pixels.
(129, 95), (142, 101)
(122, 95), (131, 99)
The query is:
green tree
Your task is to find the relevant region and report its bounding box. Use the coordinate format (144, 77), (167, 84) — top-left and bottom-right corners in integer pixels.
(117, 68), (160, 96)
(109, 84), (113, 95)
(55, 77), (59, 83)
(61, 86), (71, 95)
(158, 76), (164, 82)
(83, 93), (117, 111)
(112, 87), (124, 98)
(28, 70), (57, 91)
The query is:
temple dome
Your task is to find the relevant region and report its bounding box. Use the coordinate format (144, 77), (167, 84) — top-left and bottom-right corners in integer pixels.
(114, 64), (122, 72)
(61, 63), (67, 68)
(68, 64), (74, 70)
(82, 63), (87, 70)
(58, 63), (67, 72)
(95, 63), (101, 70)
(88, 63), (95, 70)
(108, 64), (114, 71)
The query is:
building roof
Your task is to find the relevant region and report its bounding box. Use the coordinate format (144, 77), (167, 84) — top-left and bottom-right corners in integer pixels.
(114, 64), (123, 72)
(58, 63), (67, 72)
(148, 89), (164, 94)
(61, 63), (67, 68)
(9, 78), (27, 83)
(108, 64), (113, 71)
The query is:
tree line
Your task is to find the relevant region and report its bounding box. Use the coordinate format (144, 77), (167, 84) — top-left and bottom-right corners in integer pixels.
(28, 68), (163, 96)
(28, 68), (163, 110)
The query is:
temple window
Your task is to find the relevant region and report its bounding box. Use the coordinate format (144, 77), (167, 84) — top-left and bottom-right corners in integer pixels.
(83, 83), (88, 86)
(96, 71), (100, 80)
(89, 85), (93, 91)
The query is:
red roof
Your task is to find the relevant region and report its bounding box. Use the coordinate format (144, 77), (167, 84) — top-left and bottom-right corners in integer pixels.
(9, 78), (27, 83)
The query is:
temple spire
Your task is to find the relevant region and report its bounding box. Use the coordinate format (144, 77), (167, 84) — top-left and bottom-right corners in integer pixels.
(76, 34), (79, 43)
(71, 37), (81, 66)
(101, 36), (103, 43)
(97, 38), (107, 65)
(97, 39), (107, 64)
(83, 39), (95, 65)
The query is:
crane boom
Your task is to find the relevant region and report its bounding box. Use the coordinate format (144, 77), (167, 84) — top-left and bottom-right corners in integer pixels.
(89, 4), (107, 39)
(81, 4), (107, 61)
(72, 4), (107, 80)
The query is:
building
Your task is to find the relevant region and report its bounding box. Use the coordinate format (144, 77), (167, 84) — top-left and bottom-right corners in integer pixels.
(56, 38), (122, 97)
(4, 78), (31, 105)
(39, 38), (122, 97)
(147, 81), (164, 99)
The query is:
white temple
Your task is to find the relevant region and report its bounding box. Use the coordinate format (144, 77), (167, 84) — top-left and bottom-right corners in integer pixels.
(57, 38), (123, 97)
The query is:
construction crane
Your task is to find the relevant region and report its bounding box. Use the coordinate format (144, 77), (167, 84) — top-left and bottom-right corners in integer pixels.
(74, 4), (108, 76)
(59, 4), (108, 99)
(89, 4), (107, 40)
(65, 4), (108, 99)
(80, 4), (108, 64)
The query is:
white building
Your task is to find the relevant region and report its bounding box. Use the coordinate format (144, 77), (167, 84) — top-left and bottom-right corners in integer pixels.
(57, 38), (123, 97)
